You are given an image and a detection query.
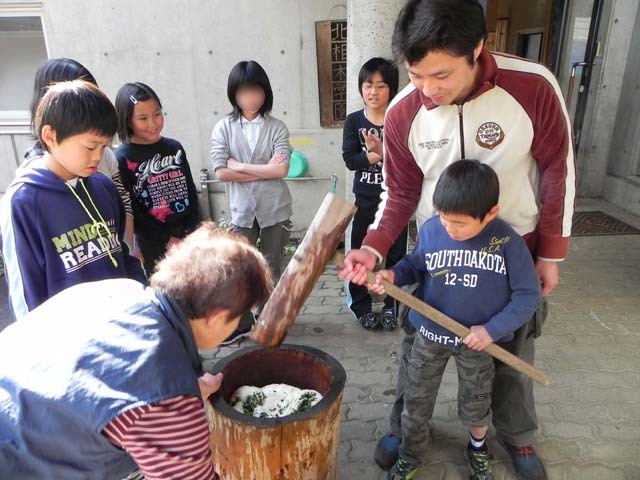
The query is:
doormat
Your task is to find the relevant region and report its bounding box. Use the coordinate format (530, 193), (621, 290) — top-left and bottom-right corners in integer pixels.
(572, 211), (640, 236)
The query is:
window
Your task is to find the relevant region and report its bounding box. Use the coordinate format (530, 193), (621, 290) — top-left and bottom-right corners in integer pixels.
(0, 4), (48, 132)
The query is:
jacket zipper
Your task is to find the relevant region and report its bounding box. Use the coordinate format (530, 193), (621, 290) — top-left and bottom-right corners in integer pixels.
(458, 104), (465, 159)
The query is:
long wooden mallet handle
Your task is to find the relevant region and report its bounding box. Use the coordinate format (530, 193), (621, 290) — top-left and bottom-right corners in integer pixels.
(336, 255), (552, 386)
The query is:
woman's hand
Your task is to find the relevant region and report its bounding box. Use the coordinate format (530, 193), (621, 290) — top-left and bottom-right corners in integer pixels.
(198, 372), (224, 400)
(268, 152), (287, 165)
(226, 158), (245, 172)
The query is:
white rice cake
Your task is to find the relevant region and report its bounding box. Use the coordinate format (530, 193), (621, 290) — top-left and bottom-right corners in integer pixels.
(231, 383), (322, 418)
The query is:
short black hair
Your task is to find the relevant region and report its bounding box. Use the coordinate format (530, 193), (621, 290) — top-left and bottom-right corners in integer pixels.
(29, 58), (98, 135)
(114, 82), (163, 143)
(226, 60), (273, 120)
(392, 0), (487, 65)
(358, 57), (400, 101)
(35, 80), (117, 151)
(433, 159), (499, 220)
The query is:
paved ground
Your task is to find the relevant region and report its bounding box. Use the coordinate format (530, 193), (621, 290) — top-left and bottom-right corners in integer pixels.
(0, 199), (637, 479)
(202, 199), (640, 480)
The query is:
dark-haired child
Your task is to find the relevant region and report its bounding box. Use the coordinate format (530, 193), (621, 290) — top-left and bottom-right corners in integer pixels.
(210, 60), (292, 343)
(0, 81), (146, 319)
(114, 82), (200, 275)
(22, 57), (135, 248)
(342, 57), (408, 331)
(367, 160), (541, 480)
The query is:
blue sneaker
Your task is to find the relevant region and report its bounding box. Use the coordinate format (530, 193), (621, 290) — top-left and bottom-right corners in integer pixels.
(387, 458), (418, 480)
(499, 440), (547, 480)
(374, 432), (401, 470)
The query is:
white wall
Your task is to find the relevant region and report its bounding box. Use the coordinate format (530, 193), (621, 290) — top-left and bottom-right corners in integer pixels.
(38, 0), (347, 233)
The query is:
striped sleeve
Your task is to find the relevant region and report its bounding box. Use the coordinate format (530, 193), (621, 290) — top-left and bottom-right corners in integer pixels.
(111, 170), (134, 216)
(102, 147), (134, 216)
(103, 395), (217, 480)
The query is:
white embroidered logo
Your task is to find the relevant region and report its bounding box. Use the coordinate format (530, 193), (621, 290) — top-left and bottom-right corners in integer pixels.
(476, 122), (505, 150)
(419, 138), (449, 150)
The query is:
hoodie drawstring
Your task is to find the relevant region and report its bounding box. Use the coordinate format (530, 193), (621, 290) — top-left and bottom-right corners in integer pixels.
(65, 179), (119, 268)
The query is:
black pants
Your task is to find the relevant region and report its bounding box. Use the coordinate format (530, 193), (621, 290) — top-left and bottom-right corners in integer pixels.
(347, 205), (408, 318)
(137, 235), (169, 277)
(390, 296), (547, 446)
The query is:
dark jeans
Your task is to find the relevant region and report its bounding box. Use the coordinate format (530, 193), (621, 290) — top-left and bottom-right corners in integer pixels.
(390, 296), (547, 446)
(347, 205), (408, 317)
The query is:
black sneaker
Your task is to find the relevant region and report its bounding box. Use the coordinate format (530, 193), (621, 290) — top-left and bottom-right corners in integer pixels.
(466, 445), (494, 480)
(380, 307), (397, 331)
(358, 312), (379, 330)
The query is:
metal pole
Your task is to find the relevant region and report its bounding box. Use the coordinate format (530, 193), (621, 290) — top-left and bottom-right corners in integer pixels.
(199, 168), (212, 220)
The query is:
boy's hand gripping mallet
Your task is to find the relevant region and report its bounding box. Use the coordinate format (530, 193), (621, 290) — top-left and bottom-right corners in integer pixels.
(336, 254), (552, 386)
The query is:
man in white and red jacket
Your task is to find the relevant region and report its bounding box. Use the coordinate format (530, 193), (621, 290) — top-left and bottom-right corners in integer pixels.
(340, 1), (574, 479)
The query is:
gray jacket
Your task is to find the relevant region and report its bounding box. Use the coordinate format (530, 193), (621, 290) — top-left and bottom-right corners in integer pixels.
(211, 115), (292, 228)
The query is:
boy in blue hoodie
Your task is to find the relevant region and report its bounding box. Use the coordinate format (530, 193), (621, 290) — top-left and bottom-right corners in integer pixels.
(367, 160), (541, 480)
(0, 80), (146, 320)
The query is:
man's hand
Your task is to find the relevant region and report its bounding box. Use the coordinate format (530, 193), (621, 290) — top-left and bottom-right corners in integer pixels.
(366, 270), (395, 295)
(338, 248), (377, 285)
(198, 372), (223, 400)
(463, 325), (493, 351)
(536, 259), (559, 297)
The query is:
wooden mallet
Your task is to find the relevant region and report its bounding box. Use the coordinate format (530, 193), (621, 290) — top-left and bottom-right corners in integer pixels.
(336, 253), (552, 386)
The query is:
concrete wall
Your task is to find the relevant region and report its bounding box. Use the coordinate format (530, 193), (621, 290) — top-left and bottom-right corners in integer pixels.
(5, 0), (639, 220)
(603, 2), (640, 216)
(606, 4), (640, 178)
(1, 0), (350, 234)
